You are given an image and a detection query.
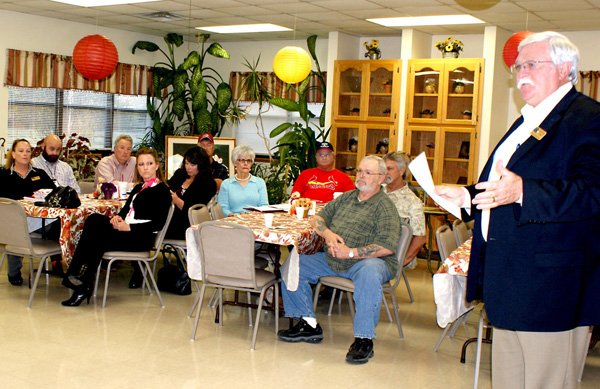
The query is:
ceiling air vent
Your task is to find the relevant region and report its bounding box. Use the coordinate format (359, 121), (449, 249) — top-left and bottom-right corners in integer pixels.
(140, 11), (185, 22)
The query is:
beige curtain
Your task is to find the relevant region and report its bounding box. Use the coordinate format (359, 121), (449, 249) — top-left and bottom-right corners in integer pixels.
(229, 71), (326, 103)
(576, 71), (599, 101)
(5, 49), (153, 96)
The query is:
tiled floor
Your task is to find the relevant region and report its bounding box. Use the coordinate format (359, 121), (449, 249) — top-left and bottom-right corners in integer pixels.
(1, 259), (598, 388)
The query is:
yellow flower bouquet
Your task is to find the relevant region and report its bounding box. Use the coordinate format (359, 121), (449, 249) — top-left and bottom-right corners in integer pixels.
(434, 36), (464, 54)
(364, 39), (381, 59)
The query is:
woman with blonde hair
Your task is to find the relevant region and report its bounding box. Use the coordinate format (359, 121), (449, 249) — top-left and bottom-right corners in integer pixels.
(0, 138), (55, 285)
(61, 148), (172, 306)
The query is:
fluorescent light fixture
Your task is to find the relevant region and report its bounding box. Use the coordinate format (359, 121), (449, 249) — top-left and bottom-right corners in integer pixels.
(368, 14), (485, 27)
(51, 0), (160, 6)
(196, 24), (291, 34)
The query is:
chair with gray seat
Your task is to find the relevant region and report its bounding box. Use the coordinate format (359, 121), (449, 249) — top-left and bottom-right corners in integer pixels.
(433, 224), (463, 351)
(77, 180), (95, 195)
(452, 219), (471, 246)
(93, 205), (174, 308)
(190, 220), (279, 350)
(312, 224), (413, 338)
(161, 203), (211, 270)
(0, 197), (62, 307)
(208, 200), (225, 220)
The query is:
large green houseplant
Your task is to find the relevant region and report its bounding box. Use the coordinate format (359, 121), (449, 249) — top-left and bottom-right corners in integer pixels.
(266, 35), (329, 201)
(132, 33), (238, 153)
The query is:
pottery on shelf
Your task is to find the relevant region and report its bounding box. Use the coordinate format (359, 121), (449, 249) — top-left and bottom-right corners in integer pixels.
(442, 51), (459, 59)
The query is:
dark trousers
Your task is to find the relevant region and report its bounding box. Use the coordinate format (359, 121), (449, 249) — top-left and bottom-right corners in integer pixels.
(66, 214), (152, 288)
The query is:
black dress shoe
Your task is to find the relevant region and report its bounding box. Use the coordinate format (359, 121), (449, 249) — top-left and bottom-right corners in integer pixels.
(346, 337), (374, 364)
(8, 273), (23, 286)
(277, 319), (323, 343)
(61, 288), (91, 307)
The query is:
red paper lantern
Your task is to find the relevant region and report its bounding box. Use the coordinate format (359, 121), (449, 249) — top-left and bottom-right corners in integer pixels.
(502, 31), (533, 68)
(73, 34), (119, 80)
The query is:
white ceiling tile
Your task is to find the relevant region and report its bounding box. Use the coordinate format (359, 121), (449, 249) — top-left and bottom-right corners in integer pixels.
(0, 0), (596, 41)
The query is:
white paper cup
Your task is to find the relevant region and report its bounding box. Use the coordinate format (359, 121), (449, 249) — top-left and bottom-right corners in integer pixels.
(264, 213), (274, 227)
(333, 192), (343, 199)
(295, 206), (305, 220)
(118, 181), (128, 199)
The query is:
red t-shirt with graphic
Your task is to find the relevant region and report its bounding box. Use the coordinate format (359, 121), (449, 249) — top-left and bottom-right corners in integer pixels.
(291, 168), (355, 203)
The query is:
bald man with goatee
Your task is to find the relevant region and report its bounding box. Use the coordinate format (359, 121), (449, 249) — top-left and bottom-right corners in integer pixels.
(32, 134), (81, 193)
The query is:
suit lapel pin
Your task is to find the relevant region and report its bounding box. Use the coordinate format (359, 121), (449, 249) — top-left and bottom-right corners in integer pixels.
(531, 126), (547, 140)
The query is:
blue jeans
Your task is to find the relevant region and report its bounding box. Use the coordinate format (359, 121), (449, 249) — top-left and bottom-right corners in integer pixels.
(281, 251), (392, 339)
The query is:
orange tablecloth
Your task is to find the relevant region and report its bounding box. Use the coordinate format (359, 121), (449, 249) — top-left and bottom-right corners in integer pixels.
(19, 197), (122, 263)
(186, 210), (324, 288)
(437, 237), (472, 277)
(225, 211), (323, 255)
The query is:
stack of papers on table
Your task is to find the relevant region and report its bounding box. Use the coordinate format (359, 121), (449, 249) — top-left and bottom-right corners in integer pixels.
(244, 205), (288, 213)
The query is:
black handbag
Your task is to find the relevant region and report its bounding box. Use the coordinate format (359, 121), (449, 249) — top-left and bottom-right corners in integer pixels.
(40, 186), (81, 208)
(157, 258), (192, 295)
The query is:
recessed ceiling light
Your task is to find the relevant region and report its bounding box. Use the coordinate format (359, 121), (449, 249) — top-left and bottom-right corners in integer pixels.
(196, 24), (291, 34)
(51, 0), (160, 6)
(367, 15), (485, 27)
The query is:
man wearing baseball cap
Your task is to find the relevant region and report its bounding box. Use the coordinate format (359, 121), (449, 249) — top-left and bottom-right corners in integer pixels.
(291, 141), (354, 203)
(197, 133), (229, 190)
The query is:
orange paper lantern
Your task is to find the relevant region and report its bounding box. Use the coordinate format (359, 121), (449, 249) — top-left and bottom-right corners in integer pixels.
(502, 31), (533, 68)
(73, 34), (119, 80)
(273, 46), (312, 84)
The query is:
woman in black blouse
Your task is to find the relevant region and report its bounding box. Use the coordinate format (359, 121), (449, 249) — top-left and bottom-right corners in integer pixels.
(0, 139), (55, 286)
(61, 148), (172, 306)
(166, 146), (216, 239)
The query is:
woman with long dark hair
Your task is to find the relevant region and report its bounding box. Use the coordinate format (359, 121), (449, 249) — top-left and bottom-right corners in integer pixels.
(166, 146), (216, 239)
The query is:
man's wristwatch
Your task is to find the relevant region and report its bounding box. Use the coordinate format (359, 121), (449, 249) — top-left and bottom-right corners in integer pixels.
(348, 248), (354, 258)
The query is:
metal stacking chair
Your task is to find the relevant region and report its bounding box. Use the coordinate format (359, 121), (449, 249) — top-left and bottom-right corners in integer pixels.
(0, 198), (62, 308)
(312, 224), (413, 338)
(190, 221), (279, 350)
(452, 219), (471, 246)
(208, 201), (225, 220)
(93, 205), (174, 308)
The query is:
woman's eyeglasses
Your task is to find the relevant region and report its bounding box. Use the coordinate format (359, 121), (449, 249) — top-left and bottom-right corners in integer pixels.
(236, 159), (253, 164)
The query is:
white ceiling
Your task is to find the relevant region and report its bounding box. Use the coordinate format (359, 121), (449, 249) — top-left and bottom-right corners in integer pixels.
(1, 0), (599, 41)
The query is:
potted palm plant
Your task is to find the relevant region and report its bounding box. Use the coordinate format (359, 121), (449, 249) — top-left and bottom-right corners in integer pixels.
(132, 33), (240, 153)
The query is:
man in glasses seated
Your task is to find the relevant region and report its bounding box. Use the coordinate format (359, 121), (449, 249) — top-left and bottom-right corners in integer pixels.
(290, 141), (354, 203)
(278, 156), (401, 365)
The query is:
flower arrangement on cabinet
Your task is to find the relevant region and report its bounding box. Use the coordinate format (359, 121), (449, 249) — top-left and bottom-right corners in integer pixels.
(434, 36), (463, 55)
(364, 39), (381, 59)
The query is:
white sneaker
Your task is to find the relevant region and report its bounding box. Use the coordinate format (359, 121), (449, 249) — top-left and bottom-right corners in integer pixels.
(404, 257), (417, 270)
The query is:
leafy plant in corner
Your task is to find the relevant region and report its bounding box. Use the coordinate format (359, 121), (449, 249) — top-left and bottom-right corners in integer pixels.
(132, 33), (238, 153)
(33, 133), (101, 181)
(267, 35), (329, 200)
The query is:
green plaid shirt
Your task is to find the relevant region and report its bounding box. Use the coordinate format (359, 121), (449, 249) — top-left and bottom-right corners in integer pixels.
(318, 187), (401, 274)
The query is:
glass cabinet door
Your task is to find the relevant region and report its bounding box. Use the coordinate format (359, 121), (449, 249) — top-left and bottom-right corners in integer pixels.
(365, 123), (395, 156)
(442, 60), (480, 123)
(406, 126), (439, 177)
(366, 62), (396, 120)
(441, 129), (472, 185)
(408, 62), (443, 122)
(332, 124), (360, 176)
(335, 63), (364, 118)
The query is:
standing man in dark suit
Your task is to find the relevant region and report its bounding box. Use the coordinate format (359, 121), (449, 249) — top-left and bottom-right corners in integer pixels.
(436, 31), (600, 388)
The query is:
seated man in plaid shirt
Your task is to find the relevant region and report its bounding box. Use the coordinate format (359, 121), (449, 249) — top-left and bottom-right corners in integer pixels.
(278, 156), (401, 364)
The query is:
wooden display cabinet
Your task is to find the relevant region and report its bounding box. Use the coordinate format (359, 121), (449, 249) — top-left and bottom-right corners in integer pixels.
(331, 60), (401, 176)
(404, 58), (483, 185)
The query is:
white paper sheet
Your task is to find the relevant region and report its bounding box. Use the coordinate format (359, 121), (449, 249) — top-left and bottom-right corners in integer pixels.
(408, 152), (462, 219)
